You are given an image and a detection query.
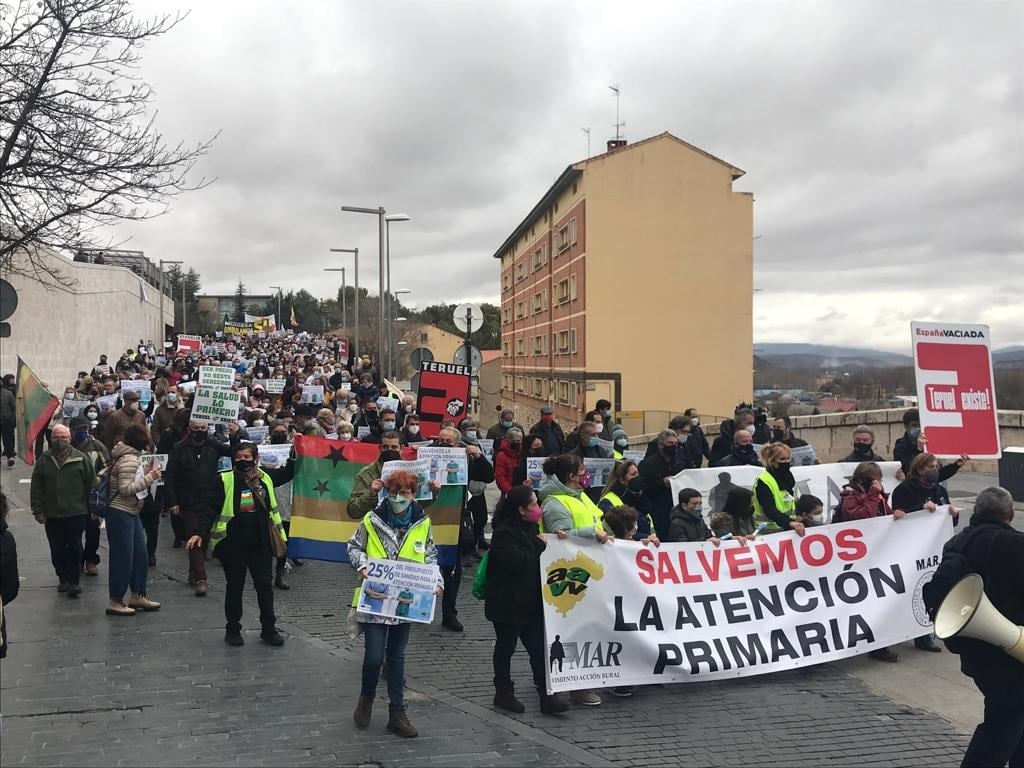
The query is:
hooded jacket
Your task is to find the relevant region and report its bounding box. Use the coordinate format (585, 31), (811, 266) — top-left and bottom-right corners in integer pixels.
(538, 474), (599, 539)
(667, 505), (713, 543)
(709, 419), (737, 466)
(109, 443), (158, 515)
(30, 447), (97, 519)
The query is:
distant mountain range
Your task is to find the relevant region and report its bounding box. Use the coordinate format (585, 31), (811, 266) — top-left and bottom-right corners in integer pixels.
(754, 343), (1024, 369)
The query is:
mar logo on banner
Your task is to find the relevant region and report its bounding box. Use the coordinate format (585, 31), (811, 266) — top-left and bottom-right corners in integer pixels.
(911, 321), (1000, 459)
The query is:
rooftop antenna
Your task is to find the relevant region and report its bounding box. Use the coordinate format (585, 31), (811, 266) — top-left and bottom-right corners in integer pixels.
(581, 127), (591, 158)
(609, 85), (624, 141)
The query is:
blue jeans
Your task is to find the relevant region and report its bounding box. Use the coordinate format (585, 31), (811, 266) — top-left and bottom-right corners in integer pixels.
(360, 622), (411, 711)
(105, 510), (148, 601)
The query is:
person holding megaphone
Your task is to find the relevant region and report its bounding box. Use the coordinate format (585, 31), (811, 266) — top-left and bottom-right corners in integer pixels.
(923, 486), (1024, 768)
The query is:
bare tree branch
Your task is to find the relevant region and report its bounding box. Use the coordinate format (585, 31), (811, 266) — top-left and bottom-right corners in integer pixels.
(0, 0), (217, 284)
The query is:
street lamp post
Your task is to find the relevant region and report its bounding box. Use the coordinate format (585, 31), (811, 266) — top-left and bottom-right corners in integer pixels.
(269, 286), (282, 332)
(384, 214), (411, 380)
(390, 289), (411, 382)
(341, 206), (387, 377)
(327, 247), (359, 359)
(159, 259), (182, 343)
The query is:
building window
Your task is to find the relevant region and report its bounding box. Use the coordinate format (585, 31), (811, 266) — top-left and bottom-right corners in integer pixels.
(502, 341), (510, 358)
(533, 335), (547, 355)
(558, 381), (570, 403)
(420, 332), (429, 343)
(532, 290), (546, 314)
(515, 262), (526, 282)
(516, 338), (526, 357)
(556, 277), (576, 305)
(557, 225), (569, 252)
(502, 273), (511, 291)
(516, 376), (526, 394)
(557, 330), (570, 353)
(569, 217), (577, 245)
(532, 248), (547, 272)
(572, 182), (577, 195)
(532, 378), (545, 397)
(502, 307), (511, 325)
(515, 301), (526, 319)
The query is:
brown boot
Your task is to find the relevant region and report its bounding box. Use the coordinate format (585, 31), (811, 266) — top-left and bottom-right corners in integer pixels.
(493, 686), (525, 714)
(386, 709), (418, 738)
(353, 695), (374, 729)
(538, 686), (570, 715)
(194, 579), (207, 596)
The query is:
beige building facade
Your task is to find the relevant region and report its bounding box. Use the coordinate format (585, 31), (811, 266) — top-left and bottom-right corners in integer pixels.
(494, 132), (753, 430)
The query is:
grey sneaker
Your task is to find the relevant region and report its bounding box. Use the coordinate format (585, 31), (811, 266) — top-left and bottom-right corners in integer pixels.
(570, 689), (602, 706)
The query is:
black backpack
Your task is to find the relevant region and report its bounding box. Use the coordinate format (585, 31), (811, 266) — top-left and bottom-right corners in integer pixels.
(88, 456), (122, 518)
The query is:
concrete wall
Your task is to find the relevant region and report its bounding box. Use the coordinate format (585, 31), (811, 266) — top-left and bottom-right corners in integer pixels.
(1, 250), (174, 389)
(789, 409), (1023, 474)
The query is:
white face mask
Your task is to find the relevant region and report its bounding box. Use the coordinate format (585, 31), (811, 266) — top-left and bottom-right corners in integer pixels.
(252, 419), (264, 427)
(408, 425), (420, 435)
(745, 425), (755, 435)
(339, 433), (352, 441)
(348, 404), (358, 413)
(810, 512), (825, 524)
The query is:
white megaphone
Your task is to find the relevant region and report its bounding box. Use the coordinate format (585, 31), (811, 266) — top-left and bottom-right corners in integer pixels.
(934, 573), (1024, 663)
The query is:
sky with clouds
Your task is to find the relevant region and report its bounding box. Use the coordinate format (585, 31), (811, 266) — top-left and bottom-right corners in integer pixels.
(114, 0), (1024, 352)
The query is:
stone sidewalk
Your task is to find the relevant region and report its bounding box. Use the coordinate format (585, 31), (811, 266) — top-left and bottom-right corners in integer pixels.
(1, 461), (978, 767)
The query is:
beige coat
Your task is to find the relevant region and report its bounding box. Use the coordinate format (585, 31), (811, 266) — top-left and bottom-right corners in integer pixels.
(108, 444), (157, 515)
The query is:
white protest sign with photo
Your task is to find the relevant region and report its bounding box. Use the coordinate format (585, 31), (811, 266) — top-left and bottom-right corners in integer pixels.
(199, 365), (234, 389)
(356, 558), (440, 625)
(94, 394), (118, 411)
(266, 378), (286, 394)
(526, 457), (546, 489)
(246, 426), (269, 444)
(418, 446), (469, 486)
(191, 387), (242, 427)
(623, 450), (646, 464)
(380, 459), (433, 502)
(583, 458), (615, 488)
(376, 395), (400, 412)
(669, 462), (902, 524)
(301, 385), (325, 405)
(62, 399), (90, 419)
(120, 379), (152, 406)
(258, 444), (292, 469)
(478, 438), (495, 463)
(357, 426), (371, 440)
(540, 510), (952, 693)
(135, 453), (169, 498)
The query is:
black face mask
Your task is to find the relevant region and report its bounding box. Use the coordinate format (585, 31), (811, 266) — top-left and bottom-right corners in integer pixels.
(380, 449), (401, 464)
(627, 477), (644, 494)
(234, 459), (255, 473)
(853, 443), (873, 456)
(189, 430), (207, 444)
(772, 429), (786, 442)
(737, 445), (755, 456)
(270, 432), (289, 444)
(364, 411), (378, 423)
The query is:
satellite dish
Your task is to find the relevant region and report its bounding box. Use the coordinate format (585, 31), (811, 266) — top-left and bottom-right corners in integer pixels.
(453, 345), (483, 371)
(410, 347), (434, 368)
(452, 302), (484, 334)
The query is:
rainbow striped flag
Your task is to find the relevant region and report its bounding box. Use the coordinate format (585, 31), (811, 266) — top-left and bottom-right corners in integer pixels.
(15, 357), (58, 466)
(288, 435), (464, 565)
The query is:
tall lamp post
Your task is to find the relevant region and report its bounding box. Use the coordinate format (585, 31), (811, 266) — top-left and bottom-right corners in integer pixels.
(390, 289), (411, 382)
(269, 285), (282, 331)
(384, 213), (411, 380)
(159, 259), (182, 343)
(340, 205), (387, 375)
(327, 247), (359, 359)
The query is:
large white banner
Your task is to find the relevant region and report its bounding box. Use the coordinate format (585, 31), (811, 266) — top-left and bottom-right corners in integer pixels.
(540, 510), (952, 693)
(670, 462), (903, 524)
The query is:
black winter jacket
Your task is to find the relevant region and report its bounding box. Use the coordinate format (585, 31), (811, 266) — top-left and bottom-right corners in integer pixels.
(484, 517), (545, 625)
(164, 437), (234, 512)
(667, 506), (712, 543)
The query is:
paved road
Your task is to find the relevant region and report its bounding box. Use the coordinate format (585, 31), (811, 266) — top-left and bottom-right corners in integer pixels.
(2, 461), (998, 767)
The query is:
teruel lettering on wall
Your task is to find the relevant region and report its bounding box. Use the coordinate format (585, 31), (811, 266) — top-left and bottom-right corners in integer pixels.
(911, 321), (1001, 459)
(539, 510), (952, 693)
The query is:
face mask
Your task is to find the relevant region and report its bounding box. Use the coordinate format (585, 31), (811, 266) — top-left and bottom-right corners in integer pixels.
(407, 425), (420, 436)
(921, 468), (940, 485)
(270, 432), (289, 444)
(738, 444), (755, 455)
(465, 430), (477, 440)
(501, 420), (513, 428)
(628, 477), (644, 494)
(129, 402), (140, 411)
(810, 512), (825, 525)
(603, 409), (612, 418)
(775, 461), (791, 471)
(908, 427), (922, 440)
(381, 420), (396, 430)
(691, 418), (700, 427)
(322, 421), (336, 431)
(509, 441), (522, 451)
(252, 419), (264, 427)
(853, 442), (872, 455)
(405, 405), (414, 413)
(380, 449), (402, 464)
(587, 436), (599, 448)
(52, 438), (71, 453)
(189, 430), (207, 444)
(165, 393), (178, 405)
(523, 504), (543, 524)
(339, 432), (352, 441)
(72, 430), (89, 446)
(745, 425), (756, 436)
(87, 412), (98, 422)
(364, 411), (378, 422)
(661, 444), (677, 455)
(65, 393), (76, 401)
(349, 404), (358, 413)
(234, 459), (255, 473)
(541, 415), (553, 424)
(615, 438), (628, 448)
(388, 494), (412, 519)
(772, 429), (785, 442)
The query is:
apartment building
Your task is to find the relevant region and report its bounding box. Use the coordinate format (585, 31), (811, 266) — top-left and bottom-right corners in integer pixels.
(494, 132), (754, 430)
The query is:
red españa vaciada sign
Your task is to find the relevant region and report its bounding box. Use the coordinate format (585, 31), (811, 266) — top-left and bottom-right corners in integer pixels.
(911, 322), (1001, 459)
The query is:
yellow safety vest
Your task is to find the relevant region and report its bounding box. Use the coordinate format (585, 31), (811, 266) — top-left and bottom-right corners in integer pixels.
(752, 471), (796, 533)
(540, 491), (604, 534)
(210, 470), (284, 554)
(612, 450), (624, 460)
(351, 513), (431, 607)
(600, 490), (623, 507)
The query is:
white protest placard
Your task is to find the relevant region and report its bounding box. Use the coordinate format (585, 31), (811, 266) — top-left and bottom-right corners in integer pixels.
(540, 509), (952, 693)
(753, 443), (817, 467)
(258, 444), (292, 469)
(246, 426), (269, 444)
(623, 450), (646, 464)
(62, 399), (90, 419)
(376, 395), (400, 412)
(418, 446), (468, 486)
(199, 365), (234, 389)
(120, 378), (152, 406)
(669, 462), (902, 525)
(176, 334), (202, 354)
(596, 437), (614, 454)
(477, 438), (495, 463)
(266, 378), (286, 394)
(177, 380), (197, 395)
(94, 394), (118, 412)
(357, 426), (371, 440)
(380, 459), (433, 502)
(526, 457), (546, 489)
(583, 458), (615, 488)
(301, 385), (325, 405)
(356, 558), (440, 624)
(135, 453), (169, 497)
(191, 386), (242, 426)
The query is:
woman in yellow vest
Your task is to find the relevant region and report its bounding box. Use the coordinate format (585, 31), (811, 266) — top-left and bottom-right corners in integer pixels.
(752, 443), (806, 537)
(348, 470), (443, 739)
(537, 454), (612, 708)
(187, 441), (288, 648)
(598, 460), (655, 540)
